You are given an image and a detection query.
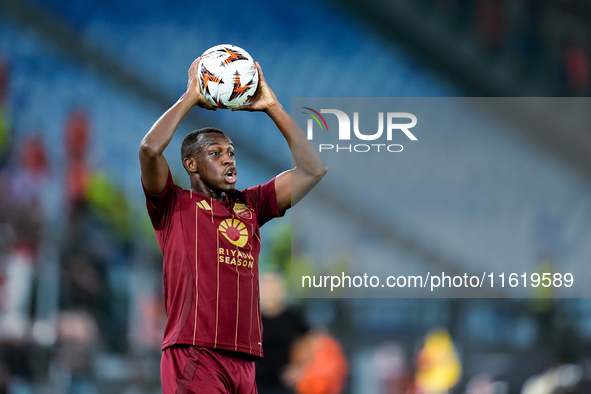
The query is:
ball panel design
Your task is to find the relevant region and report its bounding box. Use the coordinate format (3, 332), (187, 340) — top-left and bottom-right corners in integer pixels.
(198, 45), (259, 109)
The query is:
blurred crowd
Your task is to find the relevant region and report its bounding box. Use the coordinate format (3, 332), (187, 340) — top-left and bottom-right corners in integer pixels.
(416, 0), (591, 95)
(0, 53), (166, 393)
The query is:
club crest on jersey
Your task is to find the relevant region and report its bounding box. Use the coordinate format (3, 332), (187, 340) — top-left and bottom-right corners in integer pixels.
(219, 218), (249, 247)
(233, 203), (253, 220)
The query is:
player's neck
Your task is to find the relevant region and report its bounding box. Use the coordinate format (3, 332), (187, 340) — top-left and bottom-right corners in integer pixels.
(191, 180), (227, 202)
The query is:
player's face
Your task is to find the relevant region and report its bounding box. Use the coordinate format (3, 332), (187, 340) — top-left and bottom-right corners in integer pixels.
(195, 133), (237, 192)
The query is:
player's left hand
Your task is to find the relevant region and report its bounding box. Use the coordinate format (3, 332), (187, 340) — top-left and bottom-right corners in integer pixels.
(233, 62), (279, 113)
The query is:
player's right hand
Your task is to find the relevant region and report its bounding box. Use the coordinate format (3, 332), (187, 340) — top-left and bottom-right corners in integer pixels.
(187, 57), (217, 111)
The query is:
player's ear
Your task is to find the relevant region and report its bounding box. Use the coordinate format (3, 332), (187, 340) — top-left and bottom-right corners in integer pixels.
(184, 157), (198, 173)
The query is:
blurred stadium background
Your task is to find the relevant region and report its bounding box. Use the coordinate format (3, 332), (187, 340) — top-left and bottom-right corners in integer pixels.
(1, 0), (591, 393)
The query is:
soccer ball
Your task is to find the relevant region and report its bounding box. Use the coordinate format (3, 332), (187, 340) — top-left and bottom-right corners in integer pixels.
(198, 44), (259, 109)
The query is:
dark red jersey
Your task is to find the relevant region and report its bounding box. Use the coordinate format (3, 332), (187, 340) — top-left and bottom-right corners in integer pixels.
(144, 171), (283, 358)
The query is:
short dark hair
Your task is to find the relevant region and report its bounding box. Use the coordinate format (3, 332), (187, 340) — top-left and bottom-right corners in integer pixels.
(180, 127), (225, 162)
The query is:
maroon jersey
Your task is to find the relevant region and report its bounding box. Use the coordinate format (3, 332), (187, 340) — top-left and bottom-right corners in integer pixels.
(144, 171), (283, 358)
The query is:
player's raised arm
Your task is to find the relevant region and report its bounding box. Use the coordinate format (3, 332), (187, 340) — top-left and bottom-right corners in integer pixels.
(139, 57), (216, 194)
(235, 63), (327, 212)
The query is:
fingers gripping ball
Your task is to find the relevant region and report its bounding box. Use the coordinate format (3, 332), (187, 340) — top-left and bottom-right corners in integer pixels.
(198, 44), (259, 109)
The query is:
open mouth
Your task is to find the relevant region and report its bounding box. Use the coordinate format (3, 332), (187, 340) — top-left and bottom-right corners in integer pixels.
(224, 168), (237, 184)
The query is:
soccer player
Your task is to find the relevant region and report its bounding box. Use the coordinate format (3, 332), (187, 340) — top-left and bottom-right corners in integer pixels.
(139, 57), (327, 394)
